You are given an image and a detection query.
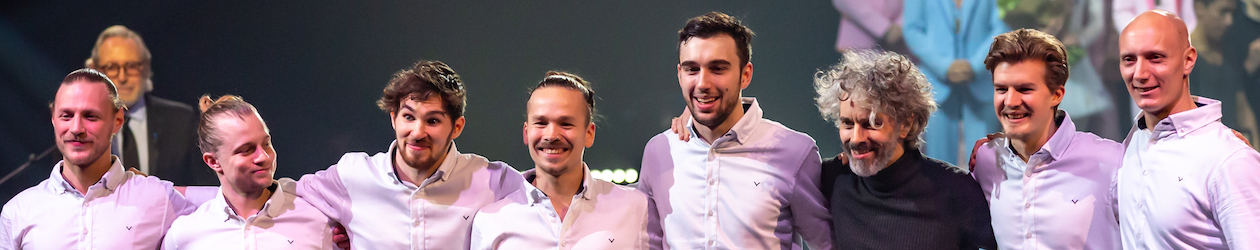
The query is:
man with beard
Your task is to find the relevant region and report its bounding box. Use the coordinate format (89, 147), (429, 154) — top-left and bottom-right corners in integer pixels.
(87, 25), (214, 185)
(1115, 10), (1260, 249)
(638, 12), (833, 249)
(970, 29), (1123, 249)
(162, 95), (335, 249)
(470, 72), (648, 249)
(0, 69), (196, 249)
(296, 60), (525, 249)
(816, 50), (997, 249)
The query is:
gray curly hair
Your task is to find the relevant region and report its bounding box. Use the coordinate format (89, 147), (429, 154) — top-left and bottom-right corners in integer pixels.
(814, 50), (936, 149)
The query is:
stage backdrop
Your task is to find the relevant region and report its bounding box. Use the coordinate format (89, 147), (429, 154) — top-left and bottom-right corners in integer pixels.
(0, 1), (844, 202)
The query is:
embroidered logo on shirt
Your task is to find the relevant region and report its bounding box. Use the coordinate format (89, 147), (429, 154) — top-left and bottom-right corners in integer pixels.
(1071, 199), (1079, 204)
(753, 181), (761, 186)
(463, 215), (470, 220)
(1178, 177), (1184, 181)
(288, 240), (294, 244)
(126, 226), (133, 230)
(609, 238), (615, 243)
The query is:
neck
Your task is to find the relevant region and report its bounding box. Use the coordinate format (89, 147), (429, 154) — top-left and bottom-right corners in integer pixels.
(694, 103), (746, 144)
(1010, 119), (1059, 162)
(60, 154), (114, 195)
(1143, 93), (1198, 132)
(221, 182), (272, 219)
(532, 164), (585, 221)
(393, 144), (447, 185)
(1191, 30), (1223, 65)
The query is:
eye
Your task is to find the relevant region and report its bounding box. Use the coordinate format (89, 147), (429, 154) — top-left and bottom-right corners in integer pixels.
(683, 66), (700, 74)
(426, 118), (441, 125)
(1018, 87), (1034, 93)
(709, 66), (727, 74)
(403, 114), (416, 121)
(995, 87), (1007, 94)
(840, 120), (855, 129)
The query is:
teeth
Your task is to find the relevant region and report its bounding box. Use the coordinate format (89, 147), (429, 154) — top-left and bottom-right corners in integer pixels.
(542, 148), (564, 154)
(697, 97), (716, 104)
(1006, 113), (1027, 119)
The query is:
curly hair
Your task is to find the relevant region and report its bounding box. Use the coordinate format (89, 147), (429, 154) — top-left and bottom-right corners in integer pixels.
(377, 60), (466, 120)
(815, 50), (936, 149)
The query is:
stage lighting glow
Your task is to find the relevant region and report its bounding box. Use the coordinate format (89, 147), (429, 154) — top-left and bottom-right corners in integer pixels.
(590, 170), (602, 180)
(612, 169), (626, 183)
(600, 169), (613, 181)
(625, 169), (638, 183)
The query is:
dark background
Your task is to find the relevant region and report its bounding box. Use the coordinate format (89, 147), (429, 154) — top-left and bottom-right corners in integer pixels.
(1, 1), (845, 202)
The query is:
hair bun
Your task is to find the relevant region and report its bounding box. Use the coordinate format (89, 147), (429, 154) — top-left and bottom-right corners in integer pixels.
(198, 95), (214, 113)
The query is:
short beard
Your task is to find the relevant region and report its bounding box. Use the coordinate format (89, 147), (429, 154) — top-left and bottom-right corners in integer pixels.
(690, 94), (740, 129)
(844, 139), (898, 177)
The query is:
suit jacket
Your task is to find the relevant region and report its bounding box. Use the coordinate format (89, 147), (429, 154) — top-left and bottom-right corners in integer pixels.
(903, 0), (1009, 104)
(143, 94), (217, 186)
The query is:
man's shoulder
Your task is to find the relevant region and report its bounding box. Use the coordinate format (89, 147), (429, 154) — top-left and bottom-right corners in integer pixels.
(595, 179), (648, 205)
(1065, 131), (1125, 156)
(147, 95), (196, 116)
(754, 118), (818, 145)
(3, 179), (55, 213)
(474, 188), (528, 217)
(919, 155), (973, 180)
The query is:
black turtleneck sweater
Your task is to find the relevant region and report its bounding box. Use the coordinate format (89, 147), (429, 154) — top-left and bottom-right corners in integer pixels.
(821, 149), (996, 250)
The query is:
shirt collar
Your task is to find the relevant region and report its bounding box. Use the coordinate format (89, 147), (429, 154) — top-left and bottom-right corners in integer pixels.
(522, 163), (593, 205)
(49, 155), (128, 195)
(127, 95), (147, 122)
(686, 97), (761, 145)
(216, 180), (284, 222)
(1136, 96), (1221, 139)
(994, 111), (1075, 172)
(385, 140), (459, 184)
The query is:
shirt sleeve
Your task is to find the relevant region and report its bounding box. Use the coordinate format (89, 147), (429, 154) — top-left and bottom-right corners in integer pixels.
(296, 164), (351, 223)
(639, 134), (668, 250)
(790, 145), (833, 250)
(164, 182), (198, 233)
(0, 202), (18, 250)
(468, 210), (491, 250)
(487, 161), (525, 201)
(1208, 149), (1260, 248)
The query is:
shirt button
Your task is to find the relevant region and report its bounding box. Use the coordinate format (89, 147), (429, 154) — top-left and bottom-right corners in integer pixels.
(708, 179), (715, 185)
(1142, 170), (1148, 176)
(1024, 203), (1031, 208)
(708, 211), (714, 216)
(1026, 233), (1033, 238)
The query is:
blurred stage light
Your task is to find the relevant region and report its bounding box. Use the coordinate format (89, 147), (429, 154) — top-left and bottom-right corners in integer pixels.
(612, 169), (626, 183)
(600, 169), (613, 182)
(625, 169), (638, 183)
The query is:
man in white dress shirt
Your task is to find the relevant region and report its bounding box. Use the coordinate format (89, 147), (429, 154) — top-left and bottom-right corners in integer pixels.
(1116, 10), (1260, 249)
(470, 71), (649, 249)
(638, 12), (833, 249)
(0, 69), (196, 249)
(970, 28), (1123, 249)
(296, 60), (525, 249)
(162, 95), (335, 249)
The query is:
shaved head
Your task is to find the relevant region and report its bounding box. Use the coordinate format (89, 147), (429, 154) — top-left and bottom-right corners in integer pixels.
(1119, 9), (1199, 128)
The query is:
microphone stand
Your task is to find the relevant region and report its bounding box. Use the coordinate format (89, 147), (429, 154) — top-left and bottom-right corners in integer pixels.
(0, 146), (58, 186)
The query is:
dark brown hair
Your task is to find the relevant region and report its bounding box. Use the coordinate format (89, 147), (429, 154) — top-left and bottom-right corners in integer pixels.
(377, 60), (465, 120)
(529, 71), (597, 123)
(53, 68), (125, 112)
(679, 12), (755, 68)
(197, 94), (259, 154)
(984, 28), (1070, 93)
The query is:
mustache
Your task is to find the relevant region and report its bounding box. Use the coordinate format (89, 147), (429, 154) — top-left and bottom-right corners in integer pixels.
(62, 134), (91, 143)
(534, 138), (570, 149)
(846, 141), (876, 153)
(406, 137), (433, 147)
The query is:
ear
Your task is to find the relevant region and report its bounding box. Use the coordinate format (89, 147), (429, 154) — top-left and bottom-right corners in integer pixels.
(522, 122), (529, 146)
(1051, 85), (1066, 107)
(1184, 46), (1197, 77)
(203, 152), (223, 175)
(584, 122), (596, 148)
(739, 62), (753, 90)
(449, 116), (466, 140)
(898, 122), (912, 139)
(389, 112), (397, 130)
(112, 108), (125, 135)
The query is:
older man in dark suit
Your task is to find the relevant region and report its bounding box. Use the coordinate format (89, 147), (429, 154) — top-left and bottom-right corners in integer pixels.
(86, 25), (214, 186)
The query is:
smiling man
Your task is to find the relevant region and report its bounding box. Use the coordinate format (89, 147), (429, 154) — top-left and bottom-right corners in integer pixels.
(296, 60), (525, 249)
(1, 69), (196, 249)
(969, 28), (1123, 249)
(817, 50), (996, 249)
(1115, 10), (1260, 249)
(162, 95), (335, 249)
(637, 12), (832, 249)
(470, 72), (648, 249)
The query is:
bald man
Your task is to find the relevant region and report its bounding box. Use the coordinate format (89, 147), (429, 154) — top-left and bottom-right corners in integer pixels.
(1115, 10), (1260, 249)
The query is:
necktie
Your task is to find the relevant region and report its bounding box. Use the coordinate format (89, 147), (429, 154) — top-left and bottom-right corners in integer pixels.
(122, 116), (140, 170)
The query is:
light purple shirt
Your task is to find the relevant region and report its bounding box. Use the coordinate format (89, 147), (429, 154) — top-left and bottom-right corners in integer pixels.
(1119, 97), (1260, 249)
(638, 98), (833, 250)
(0, 156), (197, 250)
(296, 142), (525, 250)
(972, 112), (1122, 250)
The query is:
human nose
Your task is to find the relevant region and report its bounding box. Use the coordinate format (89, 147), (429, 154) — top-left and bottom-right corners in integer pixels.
(1004, 91), (1022, 107)
(851, 125), (869, 143)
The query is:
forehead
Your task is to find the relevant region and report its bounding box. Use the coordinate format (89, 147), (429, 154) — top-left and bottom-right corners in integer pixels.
(54, 81), (113, 111)
(1119, 23), (1181, 54)
(992, 60), (1047, 84)
(214, 112), (269, 141)
(527, 87), (586, 116)
(400, 93), (447, 112)
(679, 34), (740, 62)
(97, 37), (143, 61)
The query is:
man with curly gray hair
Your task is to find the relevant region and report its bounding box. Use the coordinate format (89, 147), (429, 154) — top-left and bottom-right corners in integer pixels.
(817, 50), (997, 249)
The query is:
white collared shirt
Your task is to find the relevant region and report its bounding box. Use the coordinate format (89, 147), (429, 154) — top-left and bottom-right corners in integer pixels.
(0, 156), (196, 250)
(972, 112), (1123, 250)
(470, 165), (649, 250)
(296, 142), (526, 250)
(638, 98), (833, 250)
(162, 178), (335, 250)
(1119, 97), (1260, 249)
